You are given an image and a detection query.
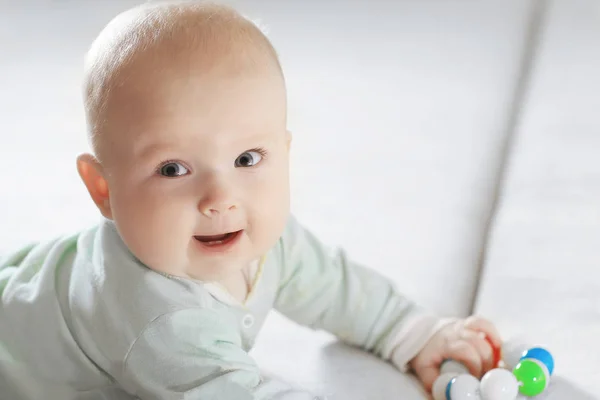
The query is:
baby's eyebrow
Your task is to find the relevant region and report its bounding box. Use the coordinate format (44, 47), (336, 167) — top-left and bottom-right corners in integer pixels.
(240, 129), (283, 142)
(131, 129), (282, 161)
(134, 141), (177, 163)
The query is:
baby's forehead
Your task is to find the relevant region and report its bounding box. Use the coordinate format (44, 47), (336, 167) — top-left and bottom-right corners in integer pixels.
(83, 1), (283, 158)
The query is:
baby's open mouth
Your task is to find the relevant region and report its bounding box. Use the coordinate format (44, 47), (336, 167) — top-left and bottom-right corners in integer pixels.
(194, 230), (242, 246)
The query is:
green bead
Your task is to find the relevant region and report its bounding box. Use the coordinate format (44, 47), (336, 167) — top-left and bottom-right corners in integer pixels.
(513, 359), (548, 396)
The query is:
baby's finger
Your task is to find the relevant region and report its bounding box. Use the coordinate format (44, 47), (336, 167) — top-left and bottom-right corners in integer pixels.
(446, 340), (483, 378)
(461, 330), (494, 373)
(412, 364), (439, 393)
(464, 316), (502, 348)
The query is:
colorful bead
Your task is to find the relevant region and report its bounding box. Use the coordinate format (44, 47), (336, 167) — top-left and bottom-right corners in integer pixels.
(485, 336), (503, 368)
(513, 359), (548, 396)
(432, 373), (458, 400)
(520, 347), (554, 375)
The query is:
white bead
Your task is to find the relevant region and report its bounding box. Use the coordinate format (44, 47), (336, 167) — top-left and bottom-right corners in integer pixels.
(479, 368), (519, 400)
(441, 360), (470, 376)
(502, 341), (530, 370)
(449, 374), (481, 399)
(433, 373), (458, 400)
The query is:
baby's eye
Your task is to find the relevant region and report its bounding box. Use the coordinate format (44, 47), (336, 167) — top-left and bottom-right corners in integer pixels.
(158, 162), (189, 177)
(235, 150), (263, 168)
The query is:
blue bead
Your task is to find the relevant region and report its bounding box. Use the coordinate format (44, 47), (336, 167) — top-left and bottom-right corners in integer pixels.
(445, 377), (456, 400)
(520, 347), (554, 375)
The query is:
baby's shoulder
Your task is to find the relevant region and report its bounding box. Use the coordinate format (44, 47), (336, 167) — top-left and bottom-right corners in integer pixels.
(0, 221), (224, 378)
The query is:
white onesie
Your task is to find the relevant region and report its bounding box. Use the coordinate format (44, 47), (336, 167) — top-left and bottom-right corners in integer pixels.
(0, 215), (446, 399)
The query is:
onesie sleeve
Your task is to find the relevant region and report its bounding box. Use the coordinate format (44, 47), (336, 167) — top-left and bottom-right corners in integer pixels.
(273, 215), (453, 372)
(119, 308), (324, 400)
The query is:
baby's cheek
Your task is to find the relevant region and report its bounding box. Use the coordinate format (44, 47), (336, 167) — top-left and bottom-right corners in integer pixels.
(248, 184), (289, 250)
(113, 189), (194, 266)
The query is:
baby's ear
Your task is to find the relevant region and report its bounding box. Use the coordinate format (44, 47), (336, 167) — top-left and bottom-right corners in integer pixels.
(76, 153), (113, 219)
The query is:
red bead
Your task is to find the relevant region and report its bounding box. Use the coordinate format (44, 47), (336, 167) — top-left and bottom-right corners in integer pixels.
(485, 336), (502, 367)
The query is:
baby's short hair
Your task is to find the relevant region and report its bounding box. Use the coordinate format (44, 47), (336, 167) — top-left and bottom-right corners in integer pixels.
(83, 0), (282, 158)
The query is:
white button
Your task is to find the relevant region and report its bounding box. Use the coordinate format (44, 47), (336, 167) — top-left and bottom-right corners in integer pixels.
(242, 314), (254, 328)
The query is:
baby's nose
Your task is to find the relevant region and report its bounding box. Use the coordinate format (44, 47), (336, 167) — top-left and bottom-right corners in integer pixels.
(199, 203), (237, 217)
(197, 187), (238, 217)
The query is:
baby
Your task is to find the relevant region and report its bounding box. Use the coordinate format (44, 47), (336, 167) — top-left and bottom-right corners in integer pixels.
(0, 2), (502, 399)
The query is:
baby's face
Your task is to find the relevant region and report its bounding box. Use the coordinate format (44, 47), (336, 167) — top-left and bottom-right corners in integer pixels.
(99, 65), (290, 281)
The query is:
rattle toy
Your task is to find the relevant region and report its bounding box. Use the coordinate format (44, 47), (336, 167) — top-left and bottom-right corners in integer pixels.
(432, 341), (554, 400)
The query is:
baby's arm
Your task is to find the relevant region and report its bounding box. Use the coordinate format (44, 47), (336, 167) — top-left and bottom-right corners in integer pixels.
(274, 216), (451, 372)
(119, 308), (323, 400)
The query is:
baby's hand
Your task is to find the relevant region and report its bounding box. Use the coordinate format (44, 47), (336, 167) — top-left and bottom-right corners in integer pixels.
(408, 316), (502, 393)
